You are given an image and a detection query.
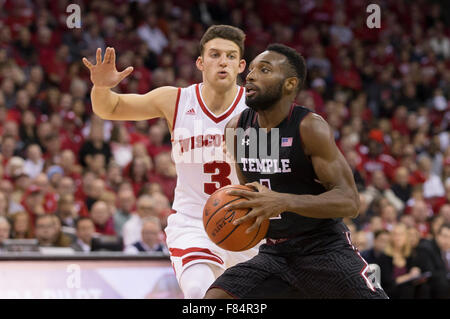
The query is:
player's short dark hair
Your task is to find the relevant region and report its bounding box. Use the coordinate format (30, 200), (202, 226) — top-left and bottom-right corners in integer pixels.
(266, 43), (306, 93)
(199, 25), (245, 58)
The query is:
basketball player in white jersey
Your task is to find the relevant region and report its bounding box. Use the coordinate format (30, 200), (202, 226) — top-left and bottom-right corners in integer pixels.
(82, 25), (258, 298)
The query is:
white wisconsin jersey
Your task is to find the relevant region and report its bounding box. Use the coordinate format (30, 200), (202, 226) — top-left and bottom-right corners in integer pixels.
(171, 83), (247, 218)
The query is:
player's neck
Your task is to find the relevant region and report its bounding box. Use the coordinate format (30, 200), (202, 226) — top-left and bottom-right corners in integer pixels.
(201, 82), (238, 115)
(257, 98), (293, 130)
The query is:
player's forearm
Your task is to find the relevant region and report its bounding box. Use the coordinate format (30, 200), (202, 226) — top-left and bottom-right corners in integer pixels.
(282, 188), (360, 219)
(91, 85), (120, 119)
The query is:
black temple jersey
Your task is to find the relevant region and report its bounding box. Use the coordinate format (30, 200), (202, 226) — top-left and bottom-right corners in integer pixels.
(236, 105), (341, 239)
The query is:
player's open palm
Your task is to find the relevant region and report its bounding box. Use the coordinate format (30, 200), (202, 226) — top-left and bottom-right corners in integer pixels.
(82, 47), (133, 89)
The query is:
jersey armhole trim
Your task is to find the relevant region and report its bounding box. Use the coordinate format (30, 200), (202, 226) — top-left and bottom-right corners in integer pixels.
(172, 87), (182, 131)
(298, 108), (311, 152)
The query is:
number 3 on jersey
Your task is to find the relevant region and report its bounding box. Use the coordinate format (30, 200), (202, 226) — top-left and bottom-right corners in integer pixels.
(203, 161), (232, 195)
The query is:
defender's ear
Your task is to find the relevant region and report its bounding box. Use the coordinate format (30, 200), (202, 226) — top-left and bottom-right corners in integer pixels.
(196, 56), (204, 72)
(238, 58), (246, 74)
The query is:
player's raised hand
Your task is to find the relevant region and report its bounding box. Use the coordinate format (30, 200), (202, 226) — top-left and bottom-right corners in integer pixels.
(82, 47), (133, 89)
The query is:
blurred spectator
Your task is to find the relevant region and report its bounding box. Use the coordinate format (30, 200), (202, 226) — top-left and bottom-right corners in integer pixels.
(122, 194), (158, 246)
(147, 124), (171, 158)
(60, 111), (84, 155)
(364, 170), (404, 213)
(35, 214), (71, 247)
(57, 176), (88, 218)
(378, 223), (422, 299)
(0, 191), (8, 217)
(124, 216), (168, 254)
(105, 161), (124, 193)
(114, 188), (136, 236)
(137, 13), (168, 55)
(380, 203), (399, 232)
(110, 123), (133, 168)
(90, 200), (115, 236)
(440, 204), (450, 224)
(19, 110), (39, 149)
(21, 184), (45, 235)
(150, 151), (176, 203)
(391, 166), (413, 204)
(417, 154), (445, 199)
(329, 10), (353, 46)
(51, 215), (73, 247)
(55, 194), (77, 228)
(84, 178), (105, 211)
(47, 165), (64, 190)
(100, 190), (117, 219)
(0, 216), (11, 251)
(413, 223), (450, 298)
(78, 121), (112, 169)
(361, 230), (390, 265)
(126, 156), (151, 196)
(410, 200), (432, 238)
(9, 211), (32, 239)
(23, 144), (44, 179)
(71, 217), (96, 253)
(59, 149), (83, 181)
(0, 179), (24, 214)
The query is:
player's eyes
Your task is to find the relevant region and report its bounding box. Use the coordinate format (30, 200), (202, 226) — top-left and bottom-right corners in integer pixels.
(228, 54), (236, 59)
(261, 67), (270, 73)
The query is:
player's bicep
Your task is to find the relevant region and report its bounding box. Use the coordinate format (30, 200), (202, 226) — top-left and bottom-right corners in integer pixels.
(311, 148), (355, 194)
(301, 113), (356, 193)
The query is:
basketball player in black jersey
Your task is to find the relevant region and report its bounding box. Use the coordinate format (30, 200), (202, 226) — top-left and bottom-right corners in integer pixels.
(204, 44), (388, 299)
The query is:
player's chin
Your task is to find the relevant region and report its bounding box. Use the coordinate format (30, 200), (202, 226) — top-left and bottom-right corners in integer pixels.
(245, 94), (258, 107)
(212, 77), (234, 88)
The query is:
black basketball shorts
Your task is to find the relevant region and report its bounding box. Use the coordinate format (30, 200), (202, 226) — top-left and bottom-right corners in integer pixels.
(209, 223), (389, 299)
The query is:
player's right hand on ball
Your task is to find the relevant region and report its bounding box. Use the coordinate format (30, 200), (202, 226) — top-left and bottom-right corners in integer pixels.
(82, 47), (133, 89)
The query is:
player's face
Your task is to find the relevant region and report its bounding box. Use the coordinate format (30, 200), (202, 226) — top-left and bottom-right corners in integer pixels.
(196, 38), (246, 90)
(245, 51), (286, 111)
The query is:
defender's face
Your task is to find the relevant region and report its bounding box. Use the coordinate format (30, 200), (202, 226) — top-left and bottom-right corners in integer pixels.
(196, 38), (245, 89)
(245, 51), (287, 110)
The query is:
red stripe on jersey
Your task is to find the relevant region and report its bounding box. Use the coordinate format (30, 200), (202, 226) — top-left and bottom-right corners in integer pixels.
(195, 84), (244, 123)
(182, 255), (224, 267)
(169, 247), (224, 263)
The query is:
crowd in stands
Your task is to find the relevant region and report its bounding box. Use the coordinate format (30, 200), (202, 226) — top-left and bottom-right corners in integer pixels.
(0, 0), (449, 298)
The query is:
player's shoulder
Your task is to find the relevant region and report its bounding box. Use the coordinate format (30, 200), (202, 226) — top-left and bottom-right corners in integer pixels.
(298, 108), (332, 150)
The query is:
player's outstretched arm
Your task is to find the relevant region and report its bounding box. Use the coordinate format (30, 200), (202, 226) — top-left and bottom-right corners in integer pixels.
(227, 112), (360, 232)
(83, 47), (178, 127)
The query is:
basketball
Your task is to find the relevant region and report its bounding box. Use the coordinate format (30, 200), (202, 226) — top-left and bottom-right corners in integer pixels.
(203, 184), (269, 252)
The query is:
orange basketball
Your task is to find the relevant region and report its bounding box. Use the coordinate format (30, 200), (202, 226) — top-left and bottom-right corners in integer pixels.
(203, 184), (269, 252)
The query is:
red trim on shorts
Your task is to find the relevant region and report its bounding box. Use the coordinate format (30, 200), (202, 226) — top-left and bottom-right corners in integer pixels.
(195, 84), (244, 123)
(344, 231), (376, 292)
(169, 247), (224, 264)
(172, 87), (182, 130)
(182, 255), (224, 267)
